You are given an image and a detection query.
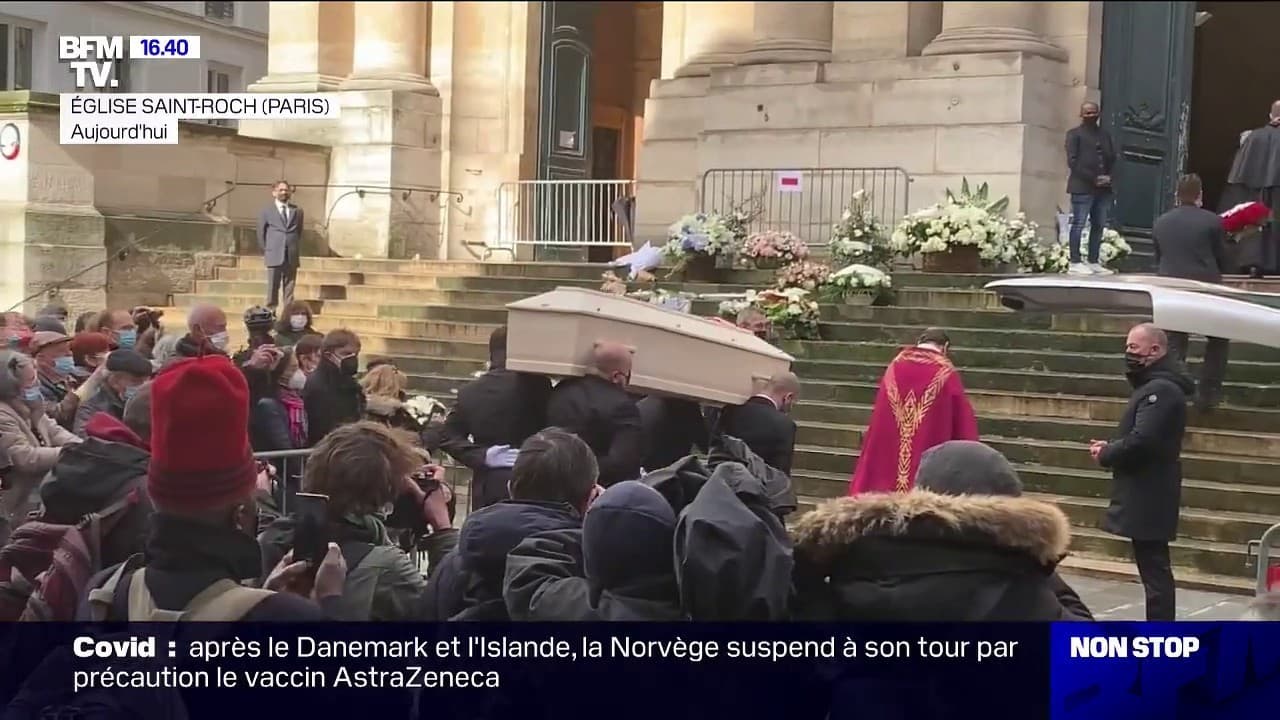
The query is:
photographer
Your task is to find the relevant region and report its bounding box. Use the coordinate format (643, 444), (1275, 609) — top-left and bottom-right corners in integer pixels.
(257, 422), (452, 621)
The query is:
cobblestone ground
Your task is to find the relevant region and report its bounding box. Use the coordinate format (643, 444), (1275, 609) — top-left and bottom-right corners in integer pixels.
(1063, 573), (1255, 621)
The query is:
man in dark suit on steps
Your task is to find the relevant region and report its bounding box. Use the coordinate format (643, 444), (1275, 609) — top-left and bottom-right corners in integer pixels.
(1152, 173), (1230, 410)
(258, 180), (303, 309)
(717, 371), (800, 475)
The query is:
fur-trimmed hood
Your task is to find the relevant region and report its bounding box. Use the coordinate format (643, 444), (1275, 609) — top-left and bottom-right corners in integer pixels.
(363, 393), (404, 418)
(792, 490), (1070, 566)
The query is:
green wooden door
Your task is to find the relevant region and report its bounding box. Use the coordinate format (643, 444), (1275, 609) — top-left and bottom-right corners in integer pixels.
(1100, 1), (1195, 261)
(535, 2), (595, 260)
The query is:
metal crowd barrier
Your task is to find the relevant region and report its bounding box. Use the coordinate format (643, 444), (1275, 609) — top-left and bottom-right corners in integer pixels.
(700, 166), (912, 246)
(494, 179), (636, 254)
(1247, 522), (1280, 596)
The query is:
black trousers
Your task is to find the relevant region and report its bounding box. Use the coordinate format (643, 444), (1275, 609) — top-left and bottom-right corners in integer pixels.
(1167, 331), (1229, 405)
(1131, 539), (1176, 621)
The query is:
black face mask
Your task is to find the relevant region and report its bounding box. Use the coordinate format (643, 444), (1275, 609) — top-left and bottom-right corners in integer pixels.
(1124, 351), (1149, 373)
(1083, 116), (1099, 126)
(338, 354), (359, 376)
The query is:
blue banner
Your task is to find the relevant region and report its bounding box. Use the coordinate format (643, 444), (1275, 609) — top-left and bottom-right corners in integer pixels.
(1, 622), (1277, 719)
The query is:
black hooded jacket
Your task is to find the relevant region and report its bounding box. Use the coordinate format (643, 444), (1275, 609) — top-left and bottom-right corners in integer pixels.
(418, 500), (581, 621)
(1099, 354), (1195, 541)
(791, 491), (1087, 621)
(41, 436), (152, 567)
(504, 482), (683, 621)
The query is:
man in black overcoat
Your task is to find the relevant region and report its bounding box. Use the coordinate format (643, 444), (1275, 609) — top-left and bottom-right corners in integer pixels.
(1090, 323), (1194, 621)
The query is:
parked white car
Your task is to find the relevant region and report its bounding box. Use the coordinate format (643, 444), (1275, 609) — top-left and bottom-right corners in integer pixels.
(984, 275), (1280, 348)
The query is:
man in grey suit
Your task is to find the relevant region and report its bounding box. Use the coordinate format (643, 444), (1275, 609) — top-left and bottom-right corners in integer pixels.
(257, 180), (303, 309)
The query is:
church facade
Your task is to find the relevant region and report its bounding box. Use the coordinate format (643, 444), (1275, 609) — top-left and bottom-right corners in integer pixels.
(240, 2), (1222, 262)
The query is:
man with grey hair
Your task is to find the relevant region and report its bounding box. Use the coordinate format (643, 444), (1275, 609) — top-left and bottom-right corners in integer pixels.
(718, 370), (800, 475)
(1090, 322), (1194, 620)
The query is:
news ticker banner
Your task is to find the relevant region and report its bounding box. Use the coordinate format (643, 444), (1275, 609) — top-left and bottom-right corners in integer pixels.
(57, 34), (336, 145)
(1, 622), (1277, 719)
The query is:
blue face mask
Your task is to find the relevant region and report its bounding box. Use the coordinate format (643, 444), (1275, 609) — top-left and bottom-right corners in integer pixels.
(53, 356), (75, 375)
(123, 385), (140, 403)
(115, 329), (137, 350)
(22, 386), (43, 403)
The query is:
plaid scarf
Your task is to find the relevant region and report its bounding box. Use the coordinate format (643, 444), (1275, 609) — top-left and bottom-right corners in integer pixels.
(278, 389), (308, 449)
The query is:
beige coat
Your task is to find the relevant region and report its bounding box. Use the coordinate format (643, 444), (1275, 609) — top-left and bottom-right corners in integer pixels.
(0, 398), (81, 520)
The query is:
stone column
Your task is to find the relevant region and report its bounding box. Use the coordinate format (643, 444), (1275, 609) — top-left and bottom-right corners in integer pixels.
(340, 1), (437, 94)
(248, 1), (354, 92)
(922, 1), (1066, 61)
(738, 1), (833, 65)
(674, 2), (754, 77)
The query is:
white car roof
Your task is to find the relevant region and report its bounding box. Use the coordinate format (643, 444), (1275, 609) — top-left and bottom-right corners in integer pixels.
(984, 274), (1280, 348)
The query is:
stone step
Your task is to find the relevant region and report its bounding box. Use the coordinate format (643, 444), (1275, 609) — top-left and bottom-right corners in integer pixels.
(792, 341), (1280, 385)
(793, 469), (1276, 547)
(793, 438), (1280, 492)
(403, 370), (1279, 434)
(822, 303), (1148, 334)
(1057, 553), (1254, 596)
(807, 323), (1280, 363)
(793, 402), (1280, 458)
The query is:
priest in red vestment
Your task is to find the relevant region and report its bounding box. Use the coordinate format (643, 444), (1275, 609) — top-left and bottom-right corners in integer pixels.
(849, 328), (980, 495)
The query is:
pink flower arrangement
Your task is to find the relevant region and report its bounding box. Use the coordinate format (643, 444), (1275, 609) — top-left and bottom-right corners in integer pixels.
(741, 230), (809, 263)
(775, 261), (832, 291)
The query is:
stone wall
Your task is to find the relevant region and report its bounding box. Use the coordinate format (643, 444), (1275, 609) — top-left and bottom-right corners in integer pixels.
(0, 91), (330, 315)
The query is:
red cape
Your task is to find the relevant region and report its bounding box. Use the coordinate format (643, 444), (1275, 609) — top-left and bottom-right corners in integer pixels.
(848, 346), (979, 495)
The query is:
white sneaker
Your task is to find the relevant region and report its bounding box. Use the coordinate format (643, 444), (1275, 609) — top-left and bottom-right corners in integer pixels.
(1067, 262), (1094, 275)
(1089, 263), (1115, 276)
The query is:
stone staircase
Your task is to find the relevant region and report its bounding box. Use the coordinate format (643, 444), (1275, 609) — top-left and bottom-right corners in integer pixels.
(162, 255), (1280, 594)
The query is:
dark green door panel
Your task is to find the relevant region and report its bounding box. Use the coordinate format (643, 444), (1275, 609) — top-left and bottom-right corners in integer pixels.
(1100, 1), (1195, 261)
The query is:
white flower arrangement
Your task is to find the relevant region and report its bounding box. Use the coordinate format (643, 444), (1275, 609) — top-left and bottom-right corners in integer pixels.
(627, 287), (695, 314)
(404, 395), (449, 425)
(755, 287), (821, 340)
(716, 291), (758, 319)
(890, 179), (1020, 262)
(663, 212), (736, 261)
(830, 189), (893, 268)
(1020, 227), (1132, 273)
(824, 263), (893, 293)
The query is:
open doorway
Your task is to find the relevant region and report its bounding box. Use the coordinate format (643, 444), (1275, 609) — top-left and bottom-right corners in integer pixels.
(1186, 2), (1280, 211)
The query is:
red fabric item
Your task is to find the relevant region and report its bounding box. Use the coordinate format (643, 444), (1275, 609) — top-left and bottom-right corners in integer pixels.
(69, 332), (112, 365)
(147, 354), (256, 513)
(848, 346), (980, 495)
(2, 313), (32, 353)
(84, 412), (150, 452)
(1221, 201), (1270, 233)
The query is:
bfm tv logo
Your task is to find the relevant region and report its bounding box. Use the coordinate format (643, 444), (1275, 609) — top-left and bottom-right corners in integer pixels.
(59, 36), (124, 90)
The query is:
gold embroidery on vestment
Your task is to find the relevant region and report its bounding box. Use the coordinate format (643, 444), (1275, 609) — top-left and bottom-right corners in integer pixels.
(883, 350), (954, 492)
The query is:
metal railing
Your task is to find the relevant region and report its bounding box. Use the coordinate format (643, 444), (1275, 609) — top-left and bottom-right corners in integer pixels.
(1247, 522), (1280, 595)
(495, 180), (636, 254)
(700, 167), (912, 246)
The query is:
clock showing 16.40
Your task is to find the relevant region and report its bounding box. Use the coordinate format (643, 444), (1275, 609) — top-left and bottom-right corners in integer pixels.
(0, 123), (20, 160)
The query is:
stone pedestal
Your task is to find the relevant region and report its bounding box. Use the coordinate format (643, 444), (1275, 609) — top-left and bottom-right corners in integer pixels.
(738, 2), (833, 65)
(674, 2), (755, 77)
(340, 2), (438, 94)
(248, 1), (355, 92)
(922, 2), (1066, 61)
(325, 90), (443, 260)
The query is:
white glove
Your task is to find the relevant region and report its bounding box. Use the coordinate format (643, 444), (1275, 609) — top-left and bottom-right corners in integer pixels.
(484, 445), (520, 469)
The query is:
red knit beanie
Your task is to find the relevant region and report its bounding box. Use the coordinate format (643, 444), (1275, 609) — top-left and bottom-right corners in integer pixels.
(148, 355), (256, 513)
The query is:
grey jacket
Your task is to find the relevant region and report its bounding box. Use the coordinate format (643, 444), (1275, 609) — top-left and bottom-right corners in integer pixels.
(257, 201), (303, 269)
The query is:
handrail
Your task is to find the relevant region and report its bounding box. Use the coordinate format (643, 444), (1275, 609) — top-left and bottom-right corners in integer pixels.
(6, 181), (466, 314)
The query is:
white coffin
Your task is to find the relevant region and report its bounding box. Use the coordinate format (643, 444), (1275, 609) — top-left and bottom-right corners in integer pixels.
(505, 287), (794, 406)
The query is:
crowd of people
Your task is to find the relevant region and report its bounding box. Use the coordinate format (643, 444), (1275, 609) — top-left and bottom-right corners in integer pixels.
(0, 293), (1272, 625)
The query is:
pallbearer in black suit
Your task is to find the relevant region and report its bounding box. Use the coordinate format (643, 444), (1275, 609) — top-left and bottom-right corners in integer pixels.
(717, 371), (800, 475)
(546, 341), (644, 487)
(638, 395), (709, 472)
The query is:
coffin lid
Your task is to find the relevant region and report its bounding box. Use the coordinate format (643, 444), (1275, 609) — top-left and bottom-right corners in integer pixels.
(985, 275), (1280, 348)
(505, 286), (794, 361)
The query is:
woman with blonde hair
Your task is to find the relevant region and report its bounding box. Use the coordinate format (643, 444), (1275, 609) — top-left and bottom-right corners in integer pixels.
(360, 362), (421, 433)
